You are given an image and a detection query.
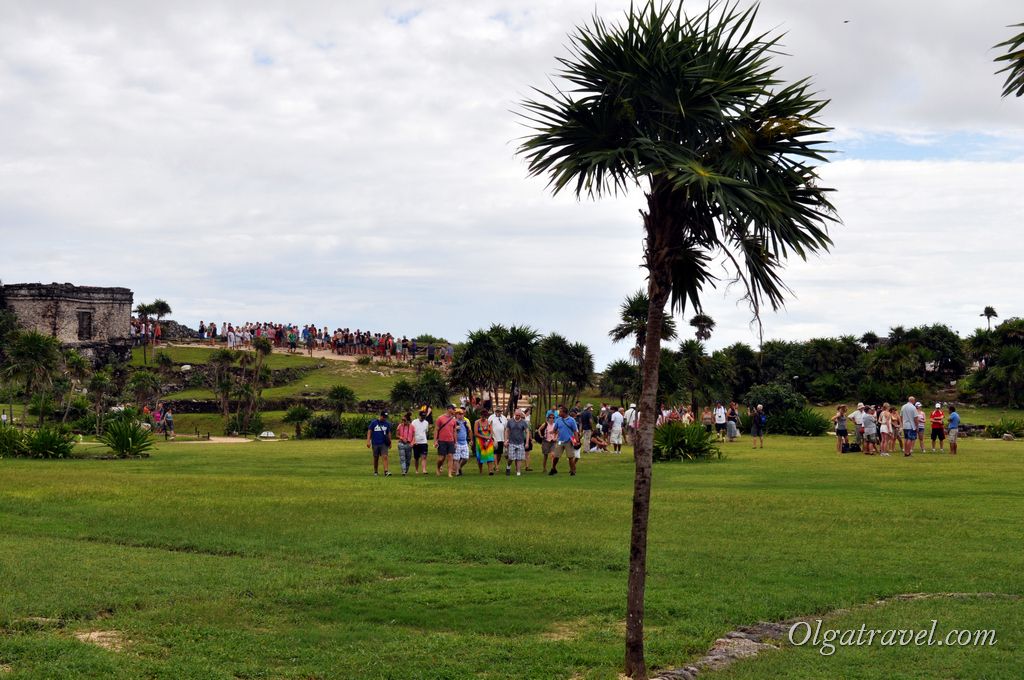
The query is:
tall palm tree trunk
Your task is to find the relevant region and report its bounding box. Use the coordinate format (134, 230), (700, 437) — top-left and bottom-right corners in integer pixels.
(625, 202), (673, 679)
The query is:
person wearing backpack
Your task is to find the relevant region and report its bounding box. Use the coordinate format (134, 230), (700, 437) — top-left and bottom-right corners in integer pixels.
(750, 404), (766, 449)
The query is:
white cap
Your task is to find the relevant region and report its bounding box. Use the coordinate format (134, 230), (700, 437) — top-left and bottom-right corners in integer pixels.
(935, 403), (942, 409)
(629, 403), (636, 408)
(857, 402), (865, 408)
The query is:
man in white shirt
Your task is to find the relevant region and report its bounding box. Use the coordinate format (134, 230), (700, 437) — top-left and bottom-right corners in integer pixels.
(623, 403), (637, 445)
(851, 403), (865, 448)
(488, 410), (508, 473)
(610, 407), (625, 454)
(900, 395), (919, 457)
(411, 410), (431, 475)
(714, 402), (727, 440)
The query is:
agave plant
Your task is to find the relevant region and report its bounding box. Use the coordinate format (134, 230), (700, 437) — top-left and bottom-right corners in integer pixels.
(99, 418), (154, 458)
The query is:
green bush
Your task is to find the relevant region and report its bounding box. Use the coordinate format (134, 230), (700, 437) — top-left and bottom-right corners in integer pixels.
(24, 426), (75, 459)
(283, 404), (313, 438)
(69, 413), (99, 434)
(987, 418), (1024, 438)
(653, 422), (721, 462)
(356, 356), (372, 366)
(26, 393), (57, 419)
(857, 379), (928, 408)
(342, 415), (374, 439)
(805, 373), (849, 403)
(0, 423), (26, 458)
(771, 407), (831, 436)
(744, 383), (804, 415)
(305, 414), (343, 439)
(99, 419), (154, 457)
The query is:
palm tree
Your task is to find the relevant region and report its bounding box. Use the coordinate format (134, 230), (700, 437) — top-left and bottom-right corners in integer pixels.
(87, 368), (112, 435)
(609, 290), (678, 365)
(134, 302), (157, 364)
(689, 313), (715, 342)
(497, 324), (540, 413)
(995, 23), (1024, 98)
(208, 349), (238, 417)
(859, 331), (881, 350)
(518, 3), (835, 676)
(981, 306), (998, 331)
(326, 384), (357, 418)
(600, 359), (639, 406)
(151, 299), (172, 345)
(3, 331), (62, 428)
(125, 370), (161, 409)
(283, 404), (313, 439)
(60, 349), (91, 424)
(448, 330), (508, 405)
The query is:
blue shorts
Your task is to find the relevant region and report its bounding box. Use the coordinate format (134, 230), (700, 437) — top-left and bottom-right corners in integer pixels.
(904, 428), (917, 441)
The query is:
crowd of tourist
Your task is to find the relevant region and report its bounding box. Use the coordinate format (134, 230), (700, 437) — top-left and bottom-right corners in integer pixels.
(831, 396), (960, 456)
(195, 321), (454, 362)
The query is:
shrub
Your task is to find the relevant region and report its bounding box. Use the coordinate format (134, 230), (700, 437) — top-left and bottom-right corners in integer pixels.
(744, 383), (804, 415)
(771, 408), (831, 436)
(342, 415), (374, 439)
(283, 404), (313, 438)
(99, 419), (154, 457)
(24, 426), (75, 459)
(356, 356), (372, 366)
(305, 414), (343, 439)
(805, 373), (849, 403)
(857, 379), (928, 407)
(0, 423), (26, 458)
(988, 418), (1024, 438)
(653, 422), (721, 462)
(26, 393), (57, 419)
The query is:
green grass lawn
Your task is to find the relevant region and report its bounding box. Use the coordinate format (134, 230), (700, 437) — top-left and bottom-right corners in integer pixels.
(1, 435), (1022, 678)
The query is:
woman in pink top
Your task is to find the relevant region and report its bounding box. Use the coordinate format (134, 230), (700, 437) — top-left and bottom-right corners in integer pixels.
(396, 413), (416, 476)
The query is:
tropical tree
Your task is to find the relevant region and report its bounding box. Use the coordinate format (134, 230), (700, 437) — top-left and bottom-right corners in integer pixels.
(87, 368), (113, 435)
(981, 306), (998, 331)
(3, 331), (62, 428)
(283, 404), (313, 439)
(995, 23), (1024, 98)
(609, 290), (677, 364)
(859, 331), (881, 350)
(518, 3), (836, 676)
(689, 313), (715, 342)
(134, 302), (157, 364)
(208, 349), (238, 417)
(496, 324), (541, 413)
(59, 349), (91, 424)
(600, 359), (639, 405)
(125, 371), (161, 410)
(326, 384), (358, 418)
(448, 330), (508, 405)
(151, 299), (172, 346)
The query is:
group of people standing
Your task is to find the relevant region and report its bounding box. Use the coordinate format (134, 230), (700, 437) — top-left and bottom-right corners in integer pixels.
(365, 404), (607, 478)
(196, 321), (454, 363)
(831, 396), (961, 456)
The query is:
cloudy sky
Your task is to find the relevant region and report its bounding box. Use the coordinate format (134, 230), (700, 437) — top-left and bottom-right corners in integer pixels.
(1, 0), (1022, 367)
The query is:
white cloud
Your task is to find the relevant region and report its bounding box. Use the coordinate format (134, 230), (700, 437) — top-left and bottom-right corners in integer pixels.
(1, 0), (1022, 369)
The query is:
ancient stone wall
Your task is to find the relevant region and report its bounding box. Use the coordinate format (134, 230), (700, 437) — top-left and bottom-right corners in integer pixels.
(2, 283), (133, 363)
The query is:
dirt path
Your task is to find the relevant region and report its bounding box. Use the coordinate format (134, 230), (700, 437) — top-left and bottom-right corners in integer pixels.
(173, 436), (253, 445)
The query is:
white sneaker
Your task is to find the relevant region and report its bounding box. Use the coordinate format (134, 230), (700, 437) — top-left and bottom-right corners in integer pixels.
(880, 452), (890, 457)
(516, 472), (521, 476)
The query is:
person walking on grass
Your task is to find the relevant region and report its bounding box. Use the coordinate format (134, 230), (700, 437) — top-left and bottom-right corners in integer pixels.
(750, 404), (766, 449)
(488, 409), (507, 471)
(714, 401), (727, 441)
(947, 406), (960, 455)
(396, 412), (415, 476)
(929, 403), (946, 453)
(505, 409), (530, 476)
(453, 408), (472, 476)
(579, 404), (594, 454)
(832, 405), (849, 453)
(412, 409), (430, 474)
(537, 412), (558, 473)
(474, 409), (497, 475)
(366, 410), (392, 477)
(434, 404), (458, 477)
(900, 395), (919, 457)
(549, 405), (579, 477)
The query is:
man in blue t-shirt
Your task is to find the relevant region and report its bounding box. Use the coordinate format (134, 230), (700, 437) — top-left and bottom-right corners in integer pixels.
(947, 406), (961, 455)
(549, 405), (580, 477)
(366, 411), (392, 477)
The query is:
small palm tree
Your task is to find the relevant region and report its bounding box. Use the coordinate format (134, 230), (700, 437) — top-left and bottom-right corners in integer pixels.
(283, 404), (313, 439)
(87, 368), (112, 435)
(981, 306), (998, 331)
(609, 290), (678, 365)
(134, 302), (157, 364)
(60, 349), (92, 424)
(151, 299), (172, 345)
(689, 313), (715, 342)
(3, 331), (62, 428)
(995, 23), (1024, 98)
(326, 384), (357, 418)
(519, 3), (835, 675)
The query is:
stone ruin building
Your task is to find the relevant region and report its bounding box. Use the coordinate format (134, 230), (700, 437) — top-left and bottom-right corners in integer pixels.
(1, 282), (133, 364)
